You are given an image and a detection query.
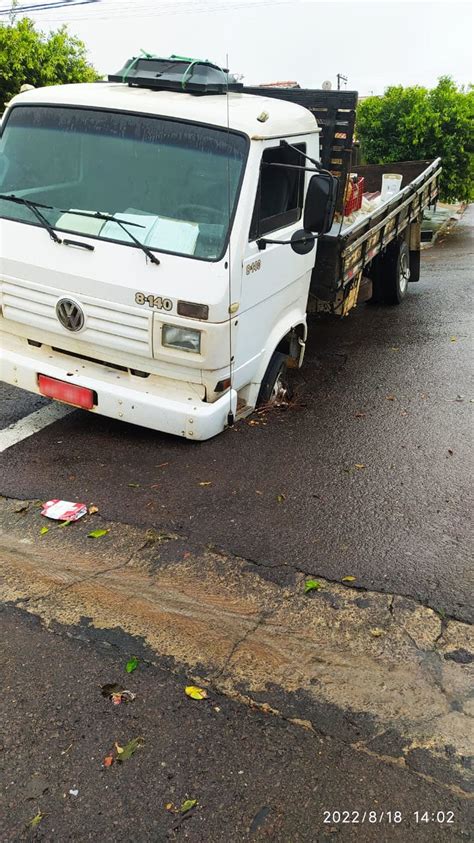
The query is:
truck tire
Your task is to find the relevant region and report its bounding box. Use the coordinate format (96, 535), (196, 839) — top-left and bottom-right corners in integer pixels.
(257, 351), (292, 407)
(409, 249), (421, 282)
(370, 239), (410, 306)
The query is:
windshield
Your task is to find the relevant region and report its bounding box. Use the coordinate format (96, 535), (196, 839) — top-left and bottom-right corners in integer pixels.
(0, 105), (248, 261)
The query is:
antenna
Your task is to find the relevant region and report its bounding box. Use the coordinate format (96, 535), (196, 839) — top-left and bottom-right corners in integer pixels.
(225, 52), (234, 428)
(337, 73), (348, 90)
(322, 80), (332, 91)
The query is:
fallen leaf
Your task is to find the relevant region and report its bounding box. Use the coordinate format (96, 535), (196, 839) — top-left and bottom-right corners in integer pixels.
(126, 656), (139, 674)
(370, 627), (384, 637)
(58, 520), (71, 528)
(88, 504), (99, 515)
(165, 802), (176, 812)
(103, 754), (114, 768)
(185, 685), (208, 700)
(101, 683), (136, 704)
(354, 463), (365, 469)
(180, 799), (198, 813)
(390, 346), (400, 352)
(354, 411), (366, 418)
(27, 812), (44, 829)
(450, 336), (457, 342)
(400, 410), (408, 416)
(447, 448), (453, 455)
(87, 528), (109, 538)
(40, 526), (49, 536)
(128, 482), (140, 488)
(385, 395), (396, 401)
(342, 575), (356, 583)
(276, 493), (286, 503)
(199, 481), (212, 487)
(115, 737), (144, 761)
(304, 579), (322, 594)
(255, 490), (263, 495)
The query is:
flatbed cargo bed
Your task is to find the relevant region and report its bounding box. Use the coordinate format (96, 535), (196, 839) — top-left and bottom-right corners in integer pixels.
(311, 158), (441, 313)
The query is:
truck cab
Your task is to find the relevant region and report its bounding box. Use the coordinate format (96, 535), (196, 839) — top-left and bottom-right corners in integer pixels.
(0, 58), (331, 439)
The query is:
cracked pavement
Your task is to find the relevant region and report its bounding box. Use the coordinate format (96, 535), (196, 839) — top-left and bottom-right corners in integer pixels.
(2, 603), (472, 842)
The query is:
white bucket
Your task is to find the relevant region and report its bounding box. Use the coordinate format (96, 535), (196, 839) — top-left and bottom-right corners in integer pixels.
(381, 173), (403, 200)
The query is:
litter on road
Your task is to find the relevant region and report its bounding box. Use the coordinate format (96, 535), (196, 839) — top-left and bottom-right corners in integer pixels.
(101, 683), (136, 705)
(41, 499), (87, 521)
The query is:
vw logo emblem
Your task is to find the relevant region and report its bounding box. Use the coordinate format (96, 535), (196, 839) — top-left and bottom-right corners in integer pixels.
(56, 298), (85, 332)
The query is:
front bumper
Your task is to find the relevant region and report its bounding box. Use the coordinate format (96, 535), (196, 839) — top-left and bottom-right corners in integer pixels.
(0, 332), (236, 441)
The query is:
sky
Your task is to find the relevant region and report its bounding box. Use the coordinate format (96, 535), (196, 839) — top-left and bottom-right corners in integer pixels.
(3, 0), (473, 95)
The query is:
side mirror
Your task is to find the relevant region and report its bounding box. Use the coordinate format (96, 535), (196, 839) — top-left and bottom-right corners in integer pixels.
(303, 173), (339, 235)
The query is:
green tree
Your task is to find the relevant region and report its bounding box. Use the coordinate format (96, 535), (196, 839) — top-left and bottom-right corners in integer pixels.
(0, 18), (100, 109)
(356, 77), (474, 202)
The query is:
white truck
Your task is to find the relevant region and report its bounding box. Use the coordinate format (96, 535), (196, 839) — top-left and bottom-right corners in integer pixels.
(0, 56), (441, 440)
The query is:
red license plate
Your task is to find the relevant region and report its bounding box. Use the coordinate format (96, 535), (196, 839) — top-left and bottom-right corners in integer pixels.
(38, 374), (95, 410)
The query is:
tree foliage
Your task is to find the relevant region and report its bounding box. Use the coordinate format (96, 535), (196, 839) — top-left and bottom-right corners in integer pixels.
(356, 77), (474, 202)
(0, 18), (100, 109)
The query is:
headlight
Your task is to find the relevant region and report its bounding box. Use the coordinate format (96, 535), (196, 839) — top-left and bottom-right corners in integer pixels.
(162, 324), (201, 353)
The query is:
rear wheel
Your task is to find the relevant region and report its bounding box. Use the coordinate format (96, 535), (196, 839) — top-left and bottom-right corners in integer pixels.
(257, 351), (292, 407)
(369, 239), (410, 306)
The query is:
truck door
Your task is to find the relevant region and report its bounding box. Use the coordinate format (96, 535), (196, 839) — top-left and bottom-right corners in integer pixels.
(237, 140), (315, 384)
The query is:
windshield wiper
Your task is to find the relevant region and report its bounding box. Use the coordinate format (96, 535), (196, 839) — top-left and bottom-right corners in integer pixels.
(0, 193), (62, 244)
(0, 196), (161, 265)
(63, 209), (161, 266)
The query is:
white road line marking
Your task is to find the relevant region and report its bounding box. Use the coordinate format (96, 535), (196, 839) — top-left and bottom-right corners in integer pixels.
(0, 402), (75, 454)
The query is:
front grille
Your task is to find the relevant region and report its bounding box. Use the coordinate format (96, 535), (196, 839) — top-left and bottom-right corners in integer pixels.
(2, 278), (152, 356)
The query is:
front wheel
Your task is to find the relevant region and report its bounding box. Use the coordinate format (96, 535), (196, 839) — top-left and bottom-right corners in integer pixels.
(257, 351), (292, 407)
(370, 239), (410, 306)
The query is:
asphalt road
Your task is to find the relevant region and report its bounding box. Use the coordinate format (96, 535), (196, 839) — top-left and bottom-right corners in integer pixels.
(1, 604), (472, 843)
(1, 209), (472, 622)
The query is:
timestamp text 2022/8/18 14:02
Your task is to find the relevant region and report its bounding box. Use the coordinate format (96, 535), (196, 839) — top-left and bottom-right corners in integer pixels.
(322, 810), (455, 825)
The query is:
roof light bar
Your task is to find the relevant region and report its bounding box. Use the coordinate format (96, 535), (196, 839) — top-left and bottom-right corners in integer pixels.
(108, 54), (243, 96)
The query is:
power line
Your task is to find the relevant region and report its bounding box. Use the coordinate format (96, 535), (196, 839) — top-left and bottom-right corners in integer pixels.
(0, 0), (100, 14)
(1, 0), (289, 20)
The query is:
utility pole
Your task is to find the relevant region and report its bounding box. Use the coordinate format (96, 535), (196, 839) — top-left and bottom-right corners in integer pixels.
(337, 73), (348, 90)
(8, 0), (19, 24)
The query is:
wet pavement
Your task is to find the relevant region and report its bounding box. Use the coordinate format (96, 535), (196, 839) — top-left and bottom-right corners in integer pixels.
(1, 604), (472, 843)
(1, 208), (473, 841)
(1, 208), (473, 622)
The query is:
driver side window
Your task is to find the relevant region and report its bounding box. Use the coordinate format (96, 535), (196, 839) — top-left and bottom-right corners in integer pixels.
(249, 142), (306, 239)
